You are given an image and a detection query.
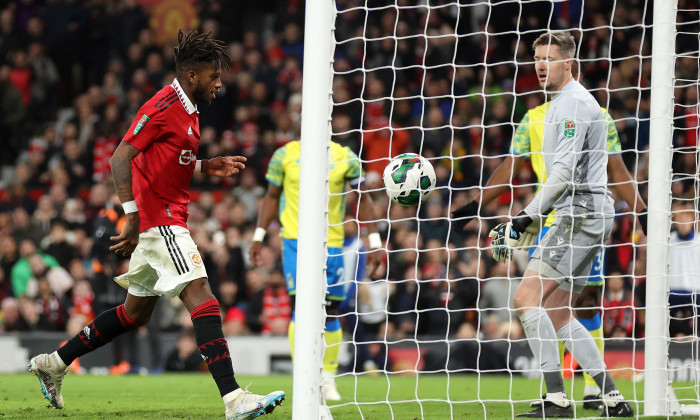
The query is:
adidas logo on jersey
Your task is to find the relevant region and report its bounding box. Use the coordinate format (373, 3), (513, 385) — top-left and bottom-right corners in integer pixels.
(187, 126), (193, 135)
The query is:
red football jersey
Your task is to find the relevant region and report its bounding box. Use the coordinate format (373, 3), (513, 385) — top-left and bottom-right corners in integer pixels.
(122, 79), (200, 232)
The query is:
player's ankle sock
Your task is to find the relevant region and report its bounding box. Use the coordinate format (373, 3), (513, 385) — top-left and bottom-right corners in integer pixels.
(323, 319), (342, 373)
(58, 304), (141, 366)
(288, 316), (295, 361)
(520, 308), (564, 393)
(579, 314), (604, 394)
(556, 318), (615, 394)
(191, 299), (239, 397)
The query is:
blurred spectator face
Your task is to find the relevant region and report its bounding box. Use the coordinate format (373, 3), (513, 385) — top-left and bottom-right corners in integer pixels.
(246, 268), (266, 292)
(672, 203), (696, 236)
(210, 245), (230, 267)
(146, 52), (163, 74)
(284, 23), (301, 43)
(28, 254), (47, 276)
(12, 208), (31, 229)
(223, 307), (246, 336)
(89, 184), (109, 207)
(26, 16), (44, 38)
(219, 281), (238, 304)
(229, 203), (247, 226)
(49, 222), (67, 243)
(18, 239), (36, 257)
(244, 50), (262, 69)
(37, 278), (52, 300)
(62, 123), (78, 142)
(18, 295), (39, 325)
(73, 280), (93, 300)
(607, 274), (625, 294)
(176, 333), (198, 358)
(1, 297), (21, 325)
(0, 235), (17, 258)
(127, 43), (143, 65)
(268, 270), (285, 289)
(69, 258), (87, 281)
(36, 195), (55, 215)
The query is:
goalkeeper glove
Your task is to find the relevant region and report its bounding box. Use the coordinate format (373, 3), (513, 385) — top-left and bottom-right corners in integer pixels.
(517, 221), (541, 248)
(451, 201), (479, 231)
(490, 235), (512, 263)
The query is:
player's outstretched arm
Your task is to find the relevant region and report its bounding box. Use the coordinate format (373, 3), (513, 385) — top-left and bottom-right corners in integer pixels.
(356, 184), (383, 279)
(199, 156), (247, 177)
(250, 183), (282, 266)
(452, 155), (527, 230)
(109, 141), (142, 256)
(608, 154), (648, 235)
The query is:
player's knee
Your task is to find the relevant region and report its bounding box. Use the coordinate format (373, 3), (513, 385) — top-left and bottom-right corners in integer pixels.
(513, 289), (535, 311)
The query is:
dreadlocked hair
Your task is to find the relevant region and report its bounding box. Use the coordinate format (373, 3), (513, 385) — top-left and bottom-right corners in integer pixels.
(174, 29), (231, 77)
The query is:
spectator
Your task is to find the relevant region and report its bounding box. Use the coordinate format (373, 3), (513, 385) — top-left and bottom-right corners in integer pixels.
(0, 297), (31, 332)
(602, 271), (635, 338)
(0, 64), (26, 166)
(35, 277), (67, 331)
(246, 269), (291, 335)
(667, 200), (700, 338)
(222, 306), (248, 337)
(24, 253), (74, 298)
(10, 239), (59, 297)
(165, 331), (204, 372)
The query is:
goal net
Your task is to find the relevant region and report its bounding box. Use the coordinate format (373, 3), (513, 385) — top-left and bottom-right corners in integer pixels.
(295, 0), (700, 418)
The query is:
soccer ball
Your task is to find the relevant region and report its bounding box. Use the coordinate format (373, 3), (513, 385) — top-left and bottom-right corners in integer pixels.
(383, 153), (436, 206)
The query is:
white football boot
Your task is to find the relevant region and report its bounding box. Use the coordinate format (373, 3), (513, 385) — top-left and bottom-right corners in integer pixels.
(224, 386), (285, 419)
(28, 352), (69, 409)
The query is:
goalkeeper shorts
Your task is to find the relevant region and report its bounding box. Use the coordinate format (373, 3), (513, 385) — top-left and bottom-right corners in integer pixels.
(114, 225), (208, 298)
(530, 225), (605, 286)
(528, 215), (612, 293)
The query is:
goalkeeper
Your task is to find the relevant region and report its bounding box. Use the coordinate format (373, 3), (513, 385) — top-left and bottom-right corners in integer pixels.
(453, 31), (637, 418)
(453, 89), (646, 409)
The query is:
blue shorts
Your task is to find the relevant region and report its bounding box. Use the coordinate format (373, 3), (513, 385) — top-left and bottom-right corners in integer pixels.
(529, 225), (604, 286)
(282, 238), (346, 301)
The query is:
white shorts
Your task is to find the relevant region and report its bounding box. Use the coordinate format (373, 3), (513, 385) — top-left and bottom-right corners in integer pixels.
(114, 225), (207, 298)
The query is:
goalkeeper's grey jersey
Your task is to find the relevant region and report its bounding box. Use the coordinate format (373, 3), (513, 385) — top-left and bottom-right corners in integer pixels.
(524, 79), (614, 219)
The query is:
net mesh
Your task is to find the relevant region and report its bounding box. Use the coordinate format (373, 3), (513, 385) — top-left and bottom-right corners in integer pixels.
(325, 0), (700, 417)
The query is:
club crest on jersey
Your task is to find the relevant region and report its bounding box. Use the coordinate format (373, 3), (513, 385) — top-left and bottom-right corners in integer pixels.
(187, 126), (193, 136)
(563, 120), (576, 138)
(189, 252), (203, 267)
(179, 149), (196, 165)
(133, 114), (150, 135)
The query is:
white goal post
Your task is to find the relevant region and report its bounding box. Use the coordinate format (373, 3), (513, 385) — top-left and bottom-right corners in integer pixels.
(294, 0), (700, 418)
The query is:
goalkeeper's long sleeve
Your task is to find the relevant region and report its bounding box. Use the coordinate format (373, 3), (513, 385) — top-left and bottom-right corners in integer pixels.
(523, 162), (570, 220)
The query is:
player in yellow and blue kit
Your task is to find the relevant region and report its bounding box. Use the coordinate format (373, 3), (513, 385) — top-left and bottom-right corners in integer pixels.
(250, 140), (381, 401)
(452, 101), (647, 410)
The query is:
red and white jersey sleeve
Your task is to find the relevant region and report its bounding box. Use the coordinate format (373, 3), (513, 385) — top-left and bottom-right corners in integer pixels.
(122, 80), (200, 232)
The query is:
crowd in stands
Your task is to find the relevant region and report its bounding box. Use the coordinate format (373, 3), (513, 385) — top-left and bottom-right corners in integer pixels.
(0, 0), (698, 373)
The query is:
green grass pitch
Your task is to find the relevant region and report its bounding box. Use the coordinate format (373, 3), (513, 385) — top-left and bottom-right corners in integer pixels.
(1, 372), (698, 419)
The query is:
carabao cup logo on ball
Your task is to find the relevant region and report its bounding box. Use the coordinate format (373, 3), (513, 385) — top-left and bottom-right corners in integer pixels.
(383, 153), (436, 206)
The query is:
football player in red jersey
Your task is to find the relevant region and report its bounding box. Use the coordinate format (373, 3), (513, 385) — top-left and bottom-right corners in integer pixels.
(29, 30), (285, 419)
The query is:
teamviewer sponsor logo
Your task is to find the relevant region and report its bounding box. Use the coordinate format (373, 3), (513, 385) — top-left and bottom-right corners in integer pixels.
(179, 149), (195, 165)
